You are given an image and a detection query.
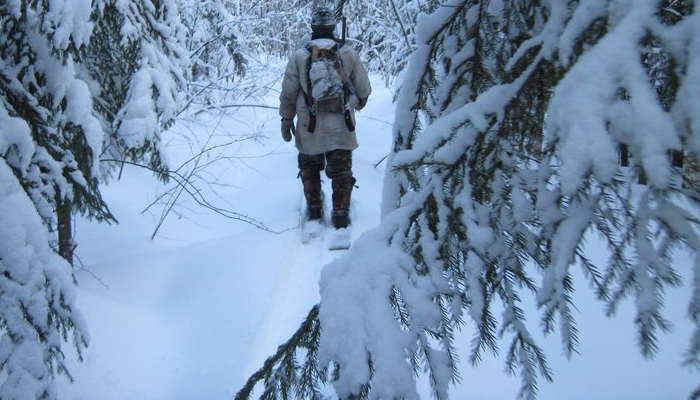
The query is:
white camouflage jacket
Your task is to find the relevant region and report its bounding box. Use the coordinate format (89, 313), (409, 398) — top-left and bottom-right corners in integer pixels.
(279, 38), (372, 155)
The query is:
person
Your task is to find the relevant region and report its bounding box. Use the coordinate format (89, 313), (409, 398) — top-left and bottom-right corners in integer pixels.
(279, 6), (371, 229)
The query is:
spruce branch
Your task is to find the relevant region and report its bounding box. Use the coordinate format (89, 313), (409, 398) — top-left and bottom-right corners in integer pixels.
(235, 305), (323, 400)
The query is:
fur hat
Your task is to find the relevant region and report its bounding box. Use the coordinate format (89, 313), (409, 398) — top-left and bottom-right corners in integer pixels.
(311, 6), (335, 33)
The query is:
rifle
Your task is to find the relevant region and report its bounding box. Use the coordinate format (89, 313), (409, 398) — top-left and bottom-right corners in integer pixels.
(341, 16), (347, 46)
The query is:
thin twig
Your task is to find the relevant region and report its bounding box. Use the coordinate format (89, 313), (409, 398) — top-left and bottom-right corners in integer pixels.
(357, 115), (392, 126)
(73, 253), (110, 290)
(374, 154), (389, 169)
(219, 104), (278, 110)
(176, 81), (215, 118)
(390, 0), (412, 50)
(100, 158), (280, 234)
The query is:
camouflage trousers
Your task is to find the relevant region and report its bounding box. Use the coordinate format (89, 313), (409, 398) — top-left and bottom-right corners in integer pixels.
(298, 150), (355, 212)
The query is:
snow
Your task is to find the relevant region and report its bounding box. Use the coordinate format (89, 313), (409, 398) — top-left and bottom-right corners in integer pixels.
(318, 212), (425, 399)
(668, 10), (700, 155)
(548, 2), (683, 192)
(326, 227), (351, 250)
(505, 1), (567, 70)
(0, 105), (34, 171)
(557, 0), (606, 66)
(46, 69), (698, 399)
(118, 69), (159, 150)
(380, 0), (470, 218)
(47, 0), (94, 50)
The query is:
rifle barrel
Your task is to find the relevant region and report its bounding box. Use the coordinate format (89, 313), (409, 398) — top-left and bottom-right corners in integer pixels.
(341, 17), (347, 45)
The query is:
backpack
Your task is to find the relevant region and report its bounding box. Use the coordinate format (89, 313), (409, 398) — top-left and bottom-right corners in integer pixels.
(303, 40), (355, 133)
(308, 44), (345, 113)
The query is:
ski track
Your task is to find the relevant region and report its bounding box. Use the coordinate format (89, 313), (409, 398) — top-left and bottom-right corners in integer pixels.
(244, 223), (323, 377)
(244, 189), (350, 384)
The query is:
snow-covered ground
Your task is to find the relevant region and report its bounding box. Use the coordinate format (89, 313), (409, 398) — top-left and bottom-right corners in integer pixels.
(57, 71), (696, 399)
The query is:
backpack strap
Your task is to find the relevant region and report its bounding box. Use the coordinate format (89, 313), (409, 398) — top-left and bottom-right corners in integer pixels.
(303, 47), (316, 133)
(334, 44), (356, 132)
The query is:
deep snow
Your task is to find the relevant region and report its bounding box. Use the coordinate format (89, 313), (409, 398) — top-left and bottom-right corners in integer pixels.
(56, 72), (696, 399)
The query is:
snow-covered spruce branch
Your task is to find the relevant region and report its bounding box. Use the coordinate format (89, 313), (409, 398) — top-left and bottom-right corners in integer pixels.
(381, 0), (470, 217)
(90, 0), (189, 177)
(378, 2), (700, 397)
(0, 160), (91, 400)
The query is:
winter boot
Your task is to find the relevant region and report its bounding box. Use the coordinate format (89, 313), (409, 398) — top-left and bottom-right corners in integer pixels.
(331, 209), (349, 229)
(331, 174), (354, 229)
(301, 169), (323, 221)
(307, 203), (323, 221)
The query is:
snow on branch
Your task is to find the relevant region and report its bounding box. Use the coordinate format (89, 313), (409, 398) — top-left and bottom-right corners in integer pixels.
(0, 160), (89, 399)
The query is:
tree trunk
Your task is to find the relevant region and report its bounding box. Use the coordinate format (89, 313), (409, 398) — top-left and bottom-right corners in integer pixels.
(56, 195), (74, 265)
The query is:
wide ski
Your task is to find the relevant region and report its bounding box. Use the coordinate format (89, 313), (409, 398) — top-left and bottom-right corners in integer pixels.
(327, 227), (351, 250)
(301, 218), (325, 243)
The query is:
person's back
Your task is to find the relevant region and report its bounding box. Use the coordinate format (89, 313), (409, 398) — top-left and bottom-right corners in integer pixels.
(279, 6), (371, 229)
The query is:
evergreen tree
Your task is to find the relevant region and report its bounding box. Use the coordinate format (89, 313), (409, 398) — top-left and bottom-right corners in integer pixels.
(85, 0), (189, 181)
(237, 1), (700, 399)
(1, 0), (189, 396)
(0, 1), (97, 396)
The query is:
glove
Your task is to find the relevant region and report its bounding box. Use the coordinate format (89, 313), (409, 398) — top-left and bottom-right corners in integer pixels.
(357, 97), (368, 111)
(281, 118), (294, 142)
